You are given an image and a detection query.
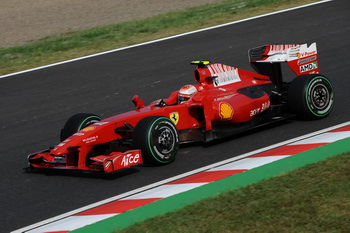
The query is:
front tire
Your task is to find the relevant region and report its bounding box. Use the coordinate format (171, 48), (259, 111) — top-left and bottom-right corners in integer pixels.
(133, 116), (179, 165)
(288, 74), (334, 119)
(60, 113), (102, 141)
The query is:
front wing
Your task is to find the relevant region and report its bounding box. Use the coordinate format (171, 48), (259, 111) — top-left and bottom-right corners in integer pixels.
(27, 149), (143, 173)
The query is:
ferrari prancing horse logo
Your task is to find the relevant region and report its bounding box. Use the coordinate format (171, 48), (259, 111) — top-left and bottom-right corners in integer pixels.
(169, 112), (179, 125)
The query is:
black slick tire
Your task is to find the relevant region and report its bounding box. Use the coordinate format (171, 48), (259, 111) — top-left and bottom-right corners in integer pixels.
(288, 74), (334, 120)
(60, 113), (102, 141)
(133, 116), (179, 165)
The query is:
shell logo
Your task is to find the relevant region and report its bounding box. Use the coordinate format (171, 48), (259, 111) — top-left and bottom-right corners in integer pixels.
(82, 126), (96, 132)
(219, 102), (233, 120)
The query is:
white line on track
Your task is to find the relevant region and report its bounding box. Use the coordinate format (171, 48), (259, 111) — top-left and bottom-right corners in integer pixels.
(12, 120), (350, 233)
(1, 0), (332, 80)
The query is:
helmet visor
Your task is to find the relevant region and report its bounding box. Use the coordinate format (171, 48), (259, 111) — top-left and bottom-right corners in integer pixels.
(178, 94), (190, 103)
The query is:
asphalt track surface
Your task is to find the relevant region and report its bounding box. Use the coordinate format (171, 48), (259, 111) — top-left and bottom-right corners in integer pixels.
(1, 1), (349, 232)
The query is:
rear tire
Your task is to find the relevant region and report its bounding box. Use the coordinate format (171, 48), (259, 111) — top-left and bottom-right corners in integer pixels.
(288, 74), (334, 119)
(133, 116), (179, 165)
(60, 113), (102, 141)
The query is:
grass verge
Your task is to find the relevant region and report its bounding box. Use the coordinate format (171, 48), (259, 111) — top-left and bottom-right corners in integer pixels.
(118, 152), (350, 232)
(0, 0), (319, 76)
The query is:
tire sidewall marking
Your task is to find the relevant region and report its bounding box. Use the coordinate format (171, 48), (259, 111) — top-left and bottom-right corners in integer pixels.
(147, 118), (179, 163)
(306, 76), (334, 117)
(78, 116), (102, 131)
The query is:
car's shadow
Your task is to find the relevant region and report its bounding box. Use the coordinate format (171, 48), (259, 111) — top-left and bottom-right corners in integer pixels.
(23, 166), (141, 180)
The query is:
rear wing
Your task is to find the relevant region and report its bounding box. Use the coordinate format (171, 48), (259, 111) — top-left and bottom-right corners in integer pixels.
(249, 43), (319, 84)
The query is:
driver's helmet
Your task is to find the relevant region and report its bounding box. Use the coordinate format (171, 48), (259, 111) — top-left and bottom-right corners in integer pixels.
(178, 85), (197, 103)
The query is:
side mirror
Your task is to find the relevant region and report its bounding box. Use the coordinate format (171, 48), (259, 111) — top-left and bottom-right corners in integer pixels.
(132, 95), (145, 110)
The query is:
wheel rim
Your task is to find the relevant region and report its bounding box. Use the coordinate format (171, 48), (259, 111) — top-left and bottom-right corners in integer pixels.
(146, 118), (179, 163)
(152, 125), (176, 159)
(307, 76), (334, 117)
(311, 83), (329, 109)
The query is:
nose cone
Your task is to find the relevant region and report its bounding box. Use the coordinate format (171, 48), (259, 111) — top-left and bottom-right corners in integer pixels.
(50, 133), (84, 155)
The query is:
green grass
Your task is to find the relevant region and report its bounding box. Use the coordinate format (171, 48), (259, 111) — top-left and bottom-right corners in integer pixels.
(0, 0), (319, 76)
(118, 153), (350, 232)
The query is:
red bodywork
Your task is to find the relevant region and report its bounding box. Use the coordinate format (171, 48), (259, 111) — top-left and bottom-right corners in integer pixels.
(28, 43), (320, 173)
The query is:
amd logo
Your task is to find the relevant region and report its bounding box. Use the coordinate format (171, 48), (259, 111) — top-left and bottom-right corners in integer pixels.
(300, 62), (318, 73)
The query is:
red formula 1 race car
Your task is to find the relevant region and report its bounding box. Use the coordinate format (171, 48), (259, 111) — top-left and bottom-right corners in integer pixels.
(27, 43), (334, 174)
